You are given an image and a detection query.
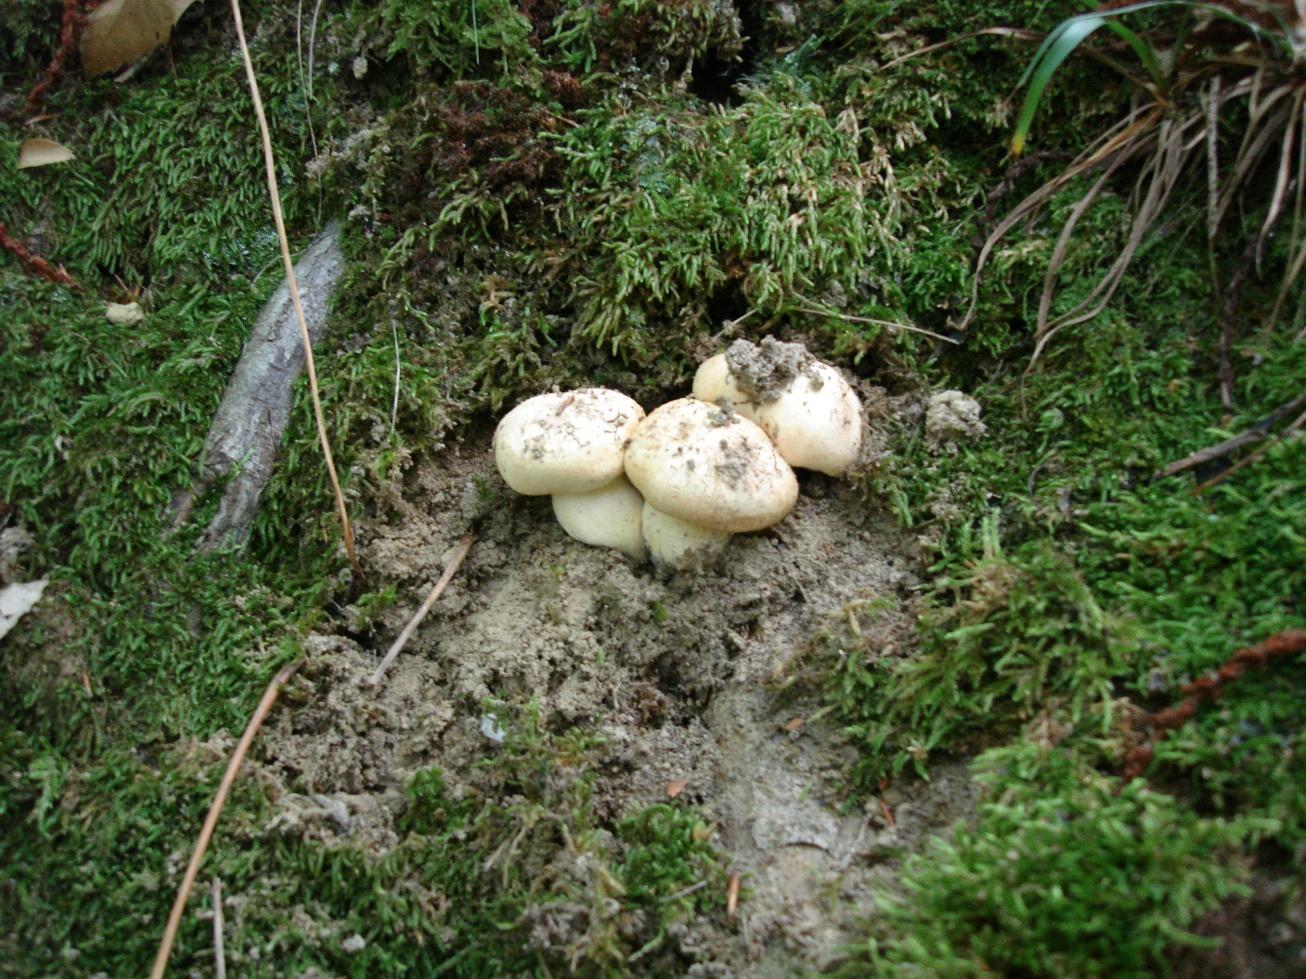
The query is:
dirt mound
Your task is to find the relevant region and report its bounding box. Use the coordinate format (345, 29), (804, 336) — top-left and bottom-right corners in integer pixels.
(254, 421), (974, 971)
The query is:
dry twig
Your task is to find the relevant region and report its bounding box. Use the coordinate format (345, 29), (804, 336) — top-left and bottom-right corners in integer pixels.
(1195, 403), (1306, 492)
(149, 660), (303, 979)
(229, 0), (359, 573)
(367, 534), (474, 687)
(211, 878), (226, 979)
(1155, 388), (1306, 479)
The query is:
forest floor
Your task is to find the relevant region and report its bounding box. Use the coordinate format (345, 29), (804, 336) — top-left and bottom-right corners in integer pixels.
(2, 1), (1305, 976)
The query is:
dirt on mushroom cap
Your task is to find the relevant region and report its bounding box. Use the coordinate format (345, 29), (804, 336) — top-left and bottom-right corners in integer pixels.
(723, 337), (824, 404)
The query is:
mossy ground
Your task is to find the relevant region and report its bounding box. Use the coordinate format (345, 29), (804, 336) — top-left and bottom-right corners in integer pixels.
(2, 0), (1303, 975)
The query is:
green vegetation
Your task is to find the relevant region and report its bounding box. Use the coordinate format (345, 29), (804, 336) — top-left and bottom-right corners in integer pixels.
(2, 705), (724, 975)
(845, 743), (1263, 976)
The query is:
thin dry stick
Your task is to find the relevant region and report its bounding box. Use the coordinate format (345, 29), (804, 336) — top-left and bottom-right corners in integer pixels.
(1195, 405), (1306, 493)
(367, 534), (474, 687)
(790, 298), (959, 345)
(211, 878), (226, 979)
(230, 0), (360, 573)
(150, 660), (303, 979)
(389, 319), (401, 437)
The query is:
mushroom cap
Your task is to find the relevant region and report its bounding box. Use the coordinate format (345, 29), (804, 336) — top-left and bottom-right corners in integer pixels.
(641, 502), (730, 571)
(691, 354), (752, 410)
(494, 388), (645, 496)
(753, 361), (862, 476)
(624, 398), (797, 533)
(552, 476), (646, 560)
(694, 347), (862, 476)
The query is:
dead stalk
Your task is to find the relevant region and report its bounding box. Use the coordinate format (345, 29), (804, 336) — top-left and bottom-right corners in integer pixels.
(230, 0), (360, 574)
(211, 878), (226, 979)
(367, 534), (474, 687)
(149, 660), (303, 979)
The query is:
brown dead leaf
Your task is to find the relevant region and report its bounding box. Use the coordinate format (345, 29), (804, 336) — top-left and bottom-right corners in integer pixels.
(666, 779), (688, 799)
(783, 717), (805, 733)
(81, 0), (198, 78)
(17, 138), (74, 169)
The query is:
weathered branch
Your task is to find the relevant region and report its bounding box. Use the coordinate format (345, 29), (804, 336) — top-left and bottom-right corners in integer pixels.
(169, 221), (343, 548)
(1154, 388), (1306, 480)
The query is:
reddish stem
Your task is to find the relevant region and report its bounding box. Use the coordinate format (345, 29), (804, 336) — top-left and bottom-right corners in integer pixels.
(25, 0), (88, 115)
(0, 222), (78, 289)
(1123, 629), (1306, 782)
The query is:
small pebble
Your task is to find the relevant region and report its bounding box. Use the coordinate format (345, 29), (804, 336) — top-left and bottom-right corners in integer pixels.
(105, 301), (144, 326)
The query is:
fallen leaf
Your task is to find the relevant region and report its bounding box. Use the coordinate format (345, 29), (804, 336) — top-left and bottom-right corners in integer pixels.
(0, 580), (48, 641)
(783, 717), (804, 733)
(17, 138), (74, 169)
(81, 0), (198, 78)
(666, 779), (687, 799)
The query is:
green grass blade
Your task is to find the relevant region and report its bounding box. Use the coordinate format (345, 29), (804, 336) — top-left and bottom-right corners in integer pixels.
(1012, 15), (1107, 156)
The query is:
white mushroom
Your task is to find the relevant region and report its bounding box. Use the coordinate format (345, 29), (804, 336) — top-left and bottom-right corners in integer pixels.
(493, 388), (645, 495)
(694, 339), (862, 476)
(552, 475), (646, 560)
(641, 502), (731, 571)
(691, 353), (749, 408)
(624, 397), (797, 533)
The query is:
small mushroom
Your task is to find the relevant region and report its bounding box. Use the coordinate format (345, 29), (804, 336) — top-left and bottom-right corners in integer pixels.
(494, 388), (645, 495)
(641, 502), (731, 571)
(624, 397), (797, 533)
(552, 475), (646, 560)
(693, 339), (862, 476)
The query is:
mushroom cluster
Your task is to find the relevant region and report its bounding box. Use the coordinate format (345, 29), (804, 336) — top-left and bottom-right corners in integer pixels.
(492, 339), (863, 571)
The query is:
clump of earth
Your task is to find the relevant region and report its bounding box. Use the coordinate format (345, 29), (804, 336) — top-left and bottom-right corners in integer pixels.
(250, 383), (979, 973)
(723, 336), (822, 403)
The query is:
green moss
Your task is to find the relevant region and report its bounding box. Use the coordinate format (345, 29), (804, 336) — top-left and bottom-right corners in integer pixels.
(557, 71), (880, 354)
(347, 0), (538, 80)
(846, 745), (1260, 978)
(823, 519), (1138, 783)
(1, 48), (327, 287)
(548, 0), (740, 76)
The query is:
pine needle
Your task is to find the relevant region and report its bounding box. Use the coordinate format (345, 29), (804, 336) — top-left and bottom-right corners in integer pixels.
(149, 660), (303, 979)
(230, 0), (360, 573)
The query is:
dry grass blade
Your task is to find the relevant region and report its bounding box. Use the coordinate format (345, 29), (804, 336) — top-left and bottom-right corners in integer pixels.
(958, 104), (1164, 332)
(367, 534), (474, 687)
(229, 0), (359, 573)
(790, 296), (959, 344)
(149, 660), (303, 979)
(1030, 116), (1191, 365)
(1256, 89), (1302, 268)
(211, 878), (226, 979)
(1034, 154), (1127, 332)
